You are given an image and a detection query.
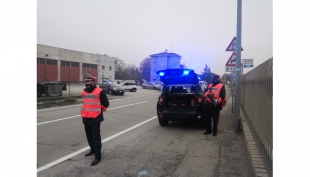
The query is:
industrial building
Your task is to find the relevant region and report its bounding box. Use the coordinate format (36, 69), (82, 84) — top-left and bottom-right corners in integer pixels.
(150, 50), (182, 82)
(37, 44), (116, 84)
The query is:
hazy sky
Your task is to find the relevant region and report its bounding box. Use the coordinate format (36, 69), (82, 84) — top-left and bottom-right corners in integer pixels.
(37, 0), (272, 76)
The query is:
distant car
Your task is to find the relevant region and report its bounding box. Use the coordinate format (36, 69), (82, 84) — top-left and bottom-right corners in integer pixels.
(154, 82), (163, 91)
(122, 82), (137, 92)
(100, 82), (125, 95)
(142, 82), (161, 90)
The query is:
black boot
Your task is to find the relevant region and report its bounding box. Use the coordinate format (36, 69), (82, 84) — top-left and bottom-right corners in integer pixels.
(85, 150), (95, 156)
(203, 131), (212, 135)
(91, 158), (101, 166)
(213, 132), (217, 136)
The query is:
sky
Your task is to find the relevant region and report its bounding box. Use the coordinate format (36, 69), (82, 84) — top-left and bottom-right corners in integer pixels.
(37, 0), (272, 76)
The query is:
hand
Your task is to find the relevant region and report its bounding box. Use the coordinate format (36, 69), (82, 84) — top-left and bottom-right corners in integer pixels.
(207, 93), (214, 98)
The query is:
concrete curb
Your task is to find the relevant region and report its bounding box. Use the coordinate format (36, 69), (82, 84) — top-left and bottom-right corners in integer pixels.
(240, 109), (269, 177)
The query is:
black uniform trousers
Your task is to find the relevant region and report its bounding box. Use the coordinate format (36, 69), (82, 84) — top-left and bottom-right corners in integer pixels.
(84, 122), (102, 160)
(206, 108), (220, 134)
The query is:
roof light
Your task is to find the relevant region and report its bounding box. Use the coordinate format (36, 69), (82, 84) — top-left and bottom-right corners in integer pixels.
(183, 70), (190, 75)
(159, 72), (165, 76)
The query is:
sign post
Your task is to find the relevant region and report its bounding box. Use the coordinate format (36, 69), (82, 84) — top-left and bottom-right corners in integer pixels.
(234, 0), (242, 133)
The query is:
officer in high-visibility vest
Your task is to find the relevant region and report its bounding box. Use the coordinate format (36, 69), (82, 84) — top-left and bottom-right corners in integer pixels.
(203, 73), (226, 136)
(81, 74), (109, 166)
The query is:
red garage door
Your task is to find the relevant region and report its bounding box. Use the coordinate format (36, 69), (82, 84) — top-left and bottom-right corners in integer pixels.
(82, 63), (98, 82)
(60, 61), (81, 83)
(37, 58), (58, 82)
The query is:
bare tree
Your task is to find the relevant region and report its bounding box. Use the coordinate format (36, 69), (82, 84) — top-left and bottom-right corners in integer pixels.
(139, 57), (151, 81)
(200, 64), (212, 83)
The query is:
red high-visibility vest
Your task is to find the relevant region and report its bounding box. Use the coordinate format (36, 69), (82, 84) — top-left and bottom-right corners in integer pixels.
(204, 83), (225, 106)
(81, 88), (107, 118)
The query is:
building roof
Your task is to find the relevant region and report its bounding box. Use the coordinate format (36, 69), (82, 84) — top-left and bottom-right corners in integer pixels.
(150, 50), (181, 58)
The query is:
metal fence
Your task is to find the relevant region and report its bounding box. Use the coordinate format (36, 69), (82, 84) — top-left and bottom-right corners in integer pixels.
(240, 57), (273, 176)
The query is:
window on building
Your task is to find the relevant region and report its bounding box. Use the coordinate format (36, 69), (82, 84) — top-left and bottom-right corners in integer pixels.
(61, 61), (70, 66)
(82, 63), (90, 68)
(71, 62), (79, 67)
(102, 66), (105, 70)
(109, 66), (112, 71)
(91, 64), (97, 69)
(37, 58), (45, 64)
(47, 59), (57, 65)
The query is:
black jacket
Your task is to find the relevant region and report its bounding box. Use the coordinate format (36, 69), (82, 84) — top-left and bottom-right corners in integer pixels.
(82, 85), (109, 125)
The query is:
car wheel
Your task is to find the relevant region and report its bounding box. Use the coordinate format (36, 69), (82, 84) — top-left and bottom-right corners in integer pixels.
(109, 90), (113, 95)
(158, 119), (169, 126)
(132, 88), (136, 92)
(142, 86), (145, 89)
(153, 87), (157, 90)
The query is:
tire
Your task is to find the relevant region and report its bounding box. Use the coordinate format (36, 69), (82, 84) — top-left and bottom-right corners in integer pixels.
(109, 90), (113, 95)
(132, 88), (136, 92)
(37, 84), (44, 98)
(153, 87), (157, 90)
(121, 92), (124, 96)
(158, 119), (169, 126)
(142, 86), (145, 89)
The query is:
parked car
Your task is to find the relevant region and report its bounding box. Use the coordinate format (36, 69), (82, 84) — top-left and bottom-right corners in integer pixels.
(154, 82), (163, 91)
(142, 82), (161, 90)
(99, 82), (125, 95)
(122, 82), (137, 92)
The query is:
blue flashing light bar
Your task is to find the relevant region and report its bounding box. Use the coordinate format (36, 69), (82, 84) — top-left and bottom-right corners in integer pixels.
(183, 70), (190, 75)
(159, 72), (165, 76)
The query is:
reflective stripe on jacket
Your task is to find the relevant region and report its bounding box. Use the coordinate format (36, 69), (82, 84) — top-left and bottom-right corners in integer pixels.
(81, 88), (104, 118)
(204, 83), (224, 103)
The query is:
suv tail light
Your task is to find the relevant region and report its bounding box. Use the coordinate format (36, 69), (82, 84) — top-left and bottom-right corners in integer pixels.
(191, 98), (194, 107)
(197, 97), (203, 103)
(159, 97), (164, 103)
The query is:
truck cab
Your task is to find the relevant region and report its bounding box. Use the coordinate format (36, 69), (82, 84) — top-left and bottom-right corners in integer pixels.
(156, 69), (207, 126)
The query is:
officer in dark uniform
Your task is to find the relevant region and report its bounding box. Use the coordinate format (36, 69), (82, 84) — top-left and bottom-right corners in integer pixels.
(81, 75), (109, 166)
(203, 73), (226, 136)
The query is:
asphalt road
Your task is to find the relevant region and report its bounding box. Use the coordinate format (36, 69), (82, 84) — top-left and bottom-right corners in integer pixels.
(37, 86), (251, 176)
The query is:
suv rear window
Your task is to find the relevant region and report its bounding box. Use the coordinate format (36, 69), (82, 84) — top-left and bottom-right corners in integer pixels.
(164, 85), (196, 94)
(157, 69), (199, 85)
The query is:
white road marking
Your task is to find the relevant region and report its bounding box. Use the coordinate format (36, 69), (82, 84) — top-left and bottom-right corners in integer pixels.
(37, 94), (159, 112)
(104, 114), (114, 121)
(37, 116), (157, 173)
(37, 101), (148, 125)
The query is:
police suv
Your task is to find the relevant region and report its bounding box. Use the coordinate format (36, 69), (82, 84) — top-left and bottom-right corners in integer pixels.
(156, 69), (207, 126)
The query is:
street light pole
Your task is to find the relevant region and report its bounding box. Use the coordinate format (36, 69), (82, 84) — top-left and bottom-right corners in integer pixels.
(234, 0), (242, 132)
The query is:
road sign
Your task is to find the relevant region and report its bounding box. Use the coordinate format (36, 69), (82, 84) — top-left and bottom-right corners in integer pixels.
(225, 52), (237, 67)
(225, 66), (236, 72)
(243, 58), (253, 68)
(226, 37), (244, 51)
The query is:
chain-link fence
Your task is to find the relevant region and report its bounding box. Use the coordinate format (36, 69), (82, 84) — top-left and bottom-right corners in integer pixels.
(240, 57), (273, 176)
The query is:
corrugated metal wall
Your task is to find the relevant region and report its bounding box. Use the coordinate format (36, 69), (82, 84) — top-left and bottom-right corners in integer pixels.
(241, 57), (273, 176)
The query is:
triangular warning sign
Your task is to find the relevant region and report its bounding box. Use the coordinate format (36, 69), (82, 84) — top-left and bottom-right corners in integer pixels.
(225, 52), (237, 66)
(226, 37), (244, 51)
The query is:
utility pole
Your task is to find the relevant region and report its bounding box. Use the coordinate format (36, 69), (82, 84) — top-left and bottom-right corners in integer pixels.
(234, 0), (242, 132)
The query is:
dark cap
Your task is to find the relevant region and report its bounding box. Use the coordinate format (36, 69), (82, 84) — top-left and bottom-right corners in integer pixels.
(212, 73), (220, 78)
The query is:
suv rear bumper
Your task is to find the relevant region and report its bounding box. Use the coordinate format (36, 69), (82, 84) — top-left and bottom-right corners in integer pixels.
(157, 110), (206, 120)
